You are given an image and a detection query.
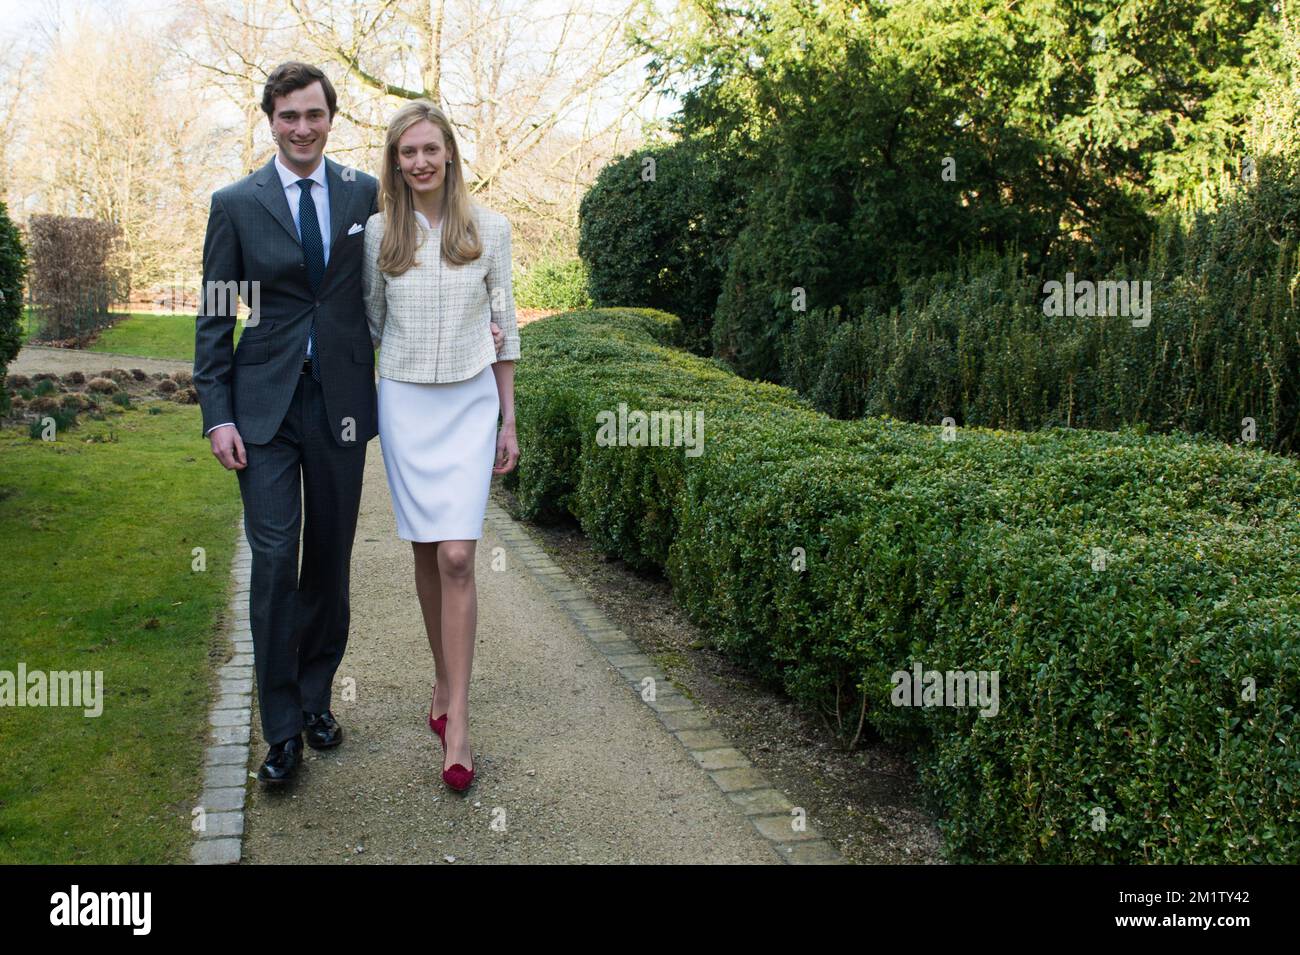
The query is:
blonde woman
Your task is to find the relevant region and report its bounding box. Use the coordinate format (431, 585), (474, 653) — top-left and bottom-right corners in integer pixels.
(362, 100), (520, 793)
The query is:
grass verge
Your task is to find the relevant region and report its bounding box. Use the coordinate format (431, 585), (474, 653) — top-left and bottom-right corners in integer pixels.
(0, 400), (243, 862)
(22, 309), (243, 361)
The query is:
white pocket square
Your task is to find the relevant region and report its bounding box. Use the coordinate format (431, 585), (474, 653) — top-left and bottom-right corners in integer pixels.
(347, 222), (364, 235)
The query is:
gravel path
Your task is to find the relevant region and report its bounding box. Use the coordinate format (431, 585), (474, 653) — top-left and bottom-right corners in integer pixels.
(238, 440), (781, 864)
(8, 344), (192, 378)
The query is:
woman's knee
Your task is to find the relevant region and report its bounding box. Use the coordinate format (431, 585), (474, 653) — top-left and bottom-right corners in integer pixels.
(436, 541), (476, 578)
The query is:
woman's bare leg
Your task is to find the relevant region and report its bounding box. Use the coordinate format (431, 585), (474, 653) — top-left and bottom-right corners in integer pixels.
(434, 539), (477, 772)
(412, 542), (450, 718)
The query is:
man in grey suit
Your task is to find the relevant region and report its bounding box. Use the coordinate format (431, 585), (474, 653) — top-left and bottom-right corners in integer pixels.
(193, 62), (379, 785)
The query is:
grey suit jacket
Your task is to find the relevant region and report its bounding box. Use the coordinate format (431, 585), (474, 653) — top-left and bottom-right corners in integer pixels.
(193, 155), (380, 448)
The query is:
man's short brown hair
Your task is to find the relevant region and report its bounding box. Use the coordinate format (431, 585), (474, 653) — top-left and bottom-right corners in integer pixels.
(261, 62), (337, 121)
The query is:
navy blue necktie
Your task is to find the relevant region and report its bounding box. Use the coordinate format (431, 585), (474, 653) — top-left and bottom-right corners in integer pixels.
(297, 178), (324, 382)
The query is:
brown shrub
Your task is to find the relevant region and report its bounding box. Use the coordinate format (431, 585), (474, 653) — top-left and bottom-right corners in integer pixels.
(155, 378), (179, 394)
(62, 371), (86, 385)
(130, 369), (147, 381)
(26, 214), (125, 343)
(8, 374), (30, 389)
(28, 396), (60, 413)
(173, 386), (198, 404)
(86, 377), (118, 394)
(171, 369), (193, 386)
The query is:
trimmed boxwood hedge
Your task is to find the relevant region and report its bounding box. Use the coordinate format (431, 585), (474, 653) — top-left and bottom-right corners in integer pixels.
(0, 198), (27, 416)
(506, 307), (1300, 863)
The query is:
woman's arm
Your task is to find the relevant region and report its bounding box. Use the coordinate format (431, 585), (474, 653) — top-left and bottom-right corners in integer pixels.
(486, 215), (521, 361)
(488, 215), (519, 472)
(491, 359), (517, 473)
(362, 216), (386, 348)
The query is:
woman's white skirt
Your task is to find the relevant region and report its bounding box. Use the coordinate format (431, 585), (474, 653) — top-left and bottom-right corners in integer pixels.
(378, 365), (500, 542)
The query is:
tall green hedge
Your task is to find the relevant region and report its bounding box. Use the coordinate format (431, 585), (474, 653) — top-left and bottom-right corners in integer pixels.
(780, 184), (1300, 453)
(508, 307), (1300, 863)
(0, 200), (27, 416)
(577, 140), (745, 355)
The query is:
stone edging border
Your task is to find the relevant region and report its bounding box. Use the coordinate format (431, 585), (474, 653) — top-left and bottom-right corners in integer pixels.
(191, 518), (253, 864)
(484, 500), (846, 865)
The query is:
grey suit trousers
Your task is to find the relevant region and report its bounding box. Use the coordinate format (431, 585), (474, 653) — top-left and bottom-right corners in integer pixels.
(237, 364), (366, 744)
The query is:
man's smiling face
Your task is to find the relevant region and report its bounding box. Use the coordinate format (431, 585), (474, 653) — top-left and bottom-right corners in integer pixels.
(271, 81), (332, 176)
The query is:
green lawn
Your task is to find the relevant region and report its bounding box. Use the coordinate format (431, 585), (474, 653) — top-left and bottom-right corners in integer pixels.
(20, 307), (39, 342)
(89, 313), (226, 360)
(0, 401), (244, 863)
(23, 309), (244, 361)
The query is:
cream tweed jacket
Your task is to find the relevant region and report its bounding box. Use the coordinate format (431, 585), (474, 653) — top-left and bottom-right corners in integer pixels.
(362, 205), (521, 382)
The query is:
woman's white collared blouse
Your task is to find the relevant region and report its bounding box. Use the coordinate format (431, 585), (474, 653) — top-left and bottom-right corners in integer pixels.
(362, 205), (521, 382)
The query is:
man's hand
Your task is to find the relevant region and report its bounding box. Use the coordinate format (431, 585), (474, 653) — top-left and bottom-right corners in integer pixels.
(491, 321), (504, 354)
(209, 424), (247, 470)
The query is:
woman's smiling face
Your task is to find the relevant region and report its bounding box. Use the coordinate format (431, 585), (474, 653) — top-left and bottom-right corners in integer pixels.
(397, 119), (453, 197)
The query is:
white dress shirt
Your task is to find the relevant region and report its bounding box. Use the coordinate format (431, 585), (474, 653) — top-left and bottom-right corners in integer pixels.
(275, 151), (332, 276)
(205, 153), (332, 436)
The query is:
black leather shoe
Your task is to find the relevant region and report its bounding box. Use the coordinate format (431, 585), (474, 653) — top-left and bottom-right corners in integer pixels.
(303, 710), (342, 750)
(256, 734), (303, 785)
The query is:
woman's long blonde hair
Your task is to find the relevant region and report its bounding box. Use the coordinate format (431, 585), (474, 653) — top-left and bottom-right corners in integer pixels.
(376, 100), (483, 275)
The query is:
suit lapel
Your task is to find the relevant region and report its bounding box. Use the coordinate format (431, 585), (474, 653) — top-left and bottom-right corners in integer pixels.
(324, 157), (354, 254)
(252, 156), (300, 246)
